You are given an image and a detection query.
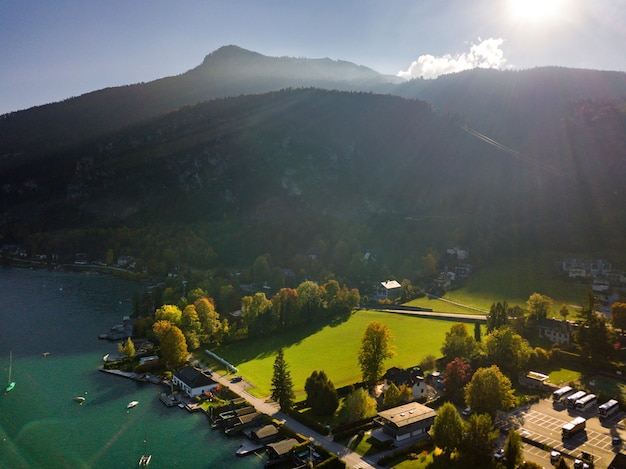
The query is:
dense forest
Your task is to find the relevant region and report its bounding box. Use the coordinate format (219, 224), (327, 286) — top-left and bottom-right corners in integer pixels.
(1, 47), (625, 284)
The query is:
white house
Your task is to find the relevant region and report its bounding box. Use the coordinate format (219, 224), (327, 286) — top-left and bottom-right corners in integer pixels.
(378, 280), (402, 300)
(173, 366), (218, 398)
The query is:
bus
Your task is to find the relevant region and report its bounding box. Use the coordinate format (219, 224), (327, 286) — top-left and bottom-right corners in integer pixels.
(566, 391), (587, 409)
(562, 416), (586, 438)
(575, 394), (597, 412)
(598, 399), (620, 418)
(552, 386), (574, 402)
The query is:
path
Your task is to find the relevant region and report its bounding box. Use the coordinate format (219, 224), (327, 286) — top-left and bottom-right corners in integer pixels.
(190, 357), (379, 468)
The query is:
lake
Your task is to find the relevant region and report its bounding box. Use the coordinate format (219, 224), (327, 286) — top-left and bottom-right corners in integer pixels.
(0, 267), (260, 469)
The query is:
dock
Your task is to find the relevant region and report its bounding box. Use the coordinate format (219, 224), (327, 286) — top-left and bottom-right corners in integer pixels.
(235, 441), (265, 457)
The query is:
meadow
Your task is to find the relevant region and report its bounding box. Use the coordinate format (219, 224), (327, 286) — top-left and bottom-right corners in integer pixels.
(212, 311), (474, 397)
(406, 255), (589, 314)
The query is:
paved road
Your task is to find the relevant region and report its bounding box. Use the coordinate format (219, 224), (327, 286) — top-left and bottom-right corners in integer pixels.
(192, 358), (379, 468)
(380, 308), (486, 322)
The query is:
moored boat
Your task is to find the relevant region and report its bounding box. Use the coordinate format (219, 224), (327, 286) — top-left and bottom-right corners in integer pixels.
(138, 454), (151, 466)
(127, 400), (139, 409)
(73, 396), (86, 404)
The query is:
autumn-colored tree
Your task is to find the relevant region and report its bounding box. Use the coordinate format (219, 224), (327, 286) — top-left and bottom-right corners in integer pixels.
(153, 321), (188, 369)
(483, 327), (532, 377)
(155, 304), (182, 326)
(526, 293), (554, 322)
(358, 321), (395, 386)
(464, 365), (515, 419)
(118, 337), (135, 358)
(443, 357), (473, 403)
(194, 297), (222, 343)
(297, 281), (325, 319)
(272, 288), (301, 327)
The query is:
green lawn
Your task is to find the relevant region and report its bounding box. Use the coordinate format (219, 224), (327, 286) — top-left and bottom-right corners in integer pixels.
(213, 310), (469, 397)
(407, 255), (588, 313)
(548, 368), (582, 386)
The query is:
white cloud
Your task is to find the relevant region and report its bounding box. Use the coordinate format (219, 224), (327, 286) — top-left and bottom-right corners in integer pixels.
(397, 38), (507, 80)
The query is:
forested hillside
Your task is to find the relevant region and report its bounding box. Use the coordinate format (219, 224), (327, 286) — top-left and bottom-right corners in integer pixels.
(1, 47), (625, 279)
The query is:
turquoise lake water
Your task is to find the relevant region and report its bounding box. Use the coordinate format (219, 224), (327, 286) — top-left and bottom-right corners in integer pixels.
(0, 268), (260, 469)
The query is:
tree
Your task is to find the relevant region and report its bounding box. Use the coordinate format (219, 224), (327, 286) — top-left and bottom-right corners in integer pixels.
(554, 458), (570, 469)
(270, 349), (295, 410)
(474, 321), (482, 342)
(195, 297), (223, 343)
(422, 253), (438, 277)
(155, 304), (182, 326)
(382, 382), (402, 409)
(526, 293), (553, 322)
(483, 326), (532, 377)
(337, 388), (377, 423)
(559, 303), (570, 321)
(153, 321), (188, 369)
(443, 358), (473, 403)
(272, 288), (301, 327)
(464, 365), (515, 420)
(459, 413), (499, 465)
(252, 255), (271, 285)
(502, 429), (523, 469)
(297, 281), (325, 319)
(486, 301), (509, 332)
(418, 354), (437, 372)
(440, 323), (480, 364)
(118, 337), (135, 358)
(305, 370), (339, 416)
(180, 304), (204, 349)
(611, 302), (626, 334)
(431, 402), (464, 454)
(358, 321), (395, 386)
(518, 462), (543, 469)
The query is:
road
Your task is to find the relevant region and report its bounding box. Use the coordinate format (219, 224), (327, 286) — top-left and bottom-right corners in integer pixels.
(191, 358), (380, 469)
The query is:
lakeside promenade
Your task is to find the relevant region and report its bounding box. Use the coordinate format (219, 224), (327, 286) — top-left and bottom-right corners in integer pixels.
(192, 358), (380, 469)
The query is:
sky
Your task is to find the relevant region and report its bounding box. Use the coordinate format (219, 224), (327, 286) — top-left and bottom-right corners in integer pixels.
(1, 0), (625, 115)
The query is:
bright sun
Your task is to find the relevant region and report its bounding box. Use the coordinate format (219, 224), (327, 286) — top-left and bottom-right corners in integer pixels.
(508, 0), (564, 22)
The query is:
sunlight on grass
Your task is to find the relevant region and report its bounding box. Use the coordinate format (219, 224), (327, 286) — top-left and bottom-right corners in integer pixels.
(548, 368), (581, 386)
(215, 310), (460, 397)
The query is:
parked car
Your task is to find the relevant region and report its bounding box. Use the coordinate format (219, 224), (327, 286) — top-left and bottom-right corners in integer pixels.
(230, 375), (243, 383)
(494, 448), (505, 460)
(574, 459), (590, 469)
(550, 450), (561, 463)
(461, 407), (472, 417)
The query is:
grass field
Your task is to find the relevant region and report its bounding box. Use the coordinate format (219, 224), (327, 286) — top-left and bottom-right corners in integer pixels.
(406, 255), (589, 314)
(212, 310), (475, 398)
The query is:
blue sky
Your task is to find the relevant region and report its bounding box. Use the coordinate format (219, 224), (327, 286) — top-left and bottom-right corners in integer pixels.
(1, 0), (625, 115)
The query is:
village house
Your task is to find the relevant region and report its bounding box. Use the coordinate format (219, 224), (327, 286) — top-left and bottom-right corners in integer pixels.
(172, 366), (218, 398)
(382, 366), (428, 401)
(372, 401), (437, 443)
(537, 318), (574, 345)
(249, 424), (279, 445)
(265, 438), (299, 465)
(377, 280), (402, 300)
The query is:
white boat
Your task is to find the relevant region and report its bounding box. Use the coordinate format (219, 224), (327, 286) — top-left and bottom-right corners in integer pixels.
(127, 400), (139, 409)
(138, 454), (151, 466)
(73, 396), (86, 404)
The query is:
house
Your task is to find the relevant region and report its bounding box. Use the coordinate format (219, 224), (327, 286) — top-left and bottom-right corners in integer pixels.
(173, 366), (218, 398)
(520, 371), (550, 390)
(265, 438), (299, 465)
(224, 411), (260, 435)
(537, 318), (573, 345)
(382, 366), (427, 400)
(446, 246), (469, 261)
(372, 402), (437, 443)
(249, 424), (279, 444)
(378, 280), (402, 300)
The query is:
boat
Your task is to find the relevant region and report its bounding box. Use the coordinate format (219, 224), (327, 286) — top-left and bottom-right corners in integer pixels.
(5, 351), (15, 394)
(42, 352), (50, 357)
(138, 454), (152, 466)
(127, 400), (139, 409)
(73, 396), (86, 404)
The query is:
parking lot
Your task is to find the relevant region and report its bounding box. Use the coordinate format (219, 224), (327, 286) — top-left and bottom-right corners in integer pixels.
(497, 399), (625, 468)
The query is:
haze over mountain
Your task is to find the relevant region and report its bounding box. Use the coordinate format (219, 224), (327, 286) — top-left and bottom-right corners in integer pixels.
(1, 46), (625, 273)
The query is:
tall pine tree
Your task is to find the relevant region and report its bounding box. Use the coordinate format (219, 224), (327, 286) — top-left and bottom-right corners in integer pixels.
(271, 349), (295, 410)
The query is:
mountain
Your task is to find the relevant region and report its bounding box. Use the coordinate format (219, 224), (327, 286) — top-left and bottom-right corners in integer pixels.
(0, 47), (625, 274)
(0, 45), (400, 164)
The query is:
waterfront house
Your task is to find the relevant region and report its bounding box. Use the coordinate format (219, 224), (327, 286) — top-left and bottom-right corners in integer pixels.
(249, 424), (279, 444)
(372, 401), (436, 443)
(173, 366), (218, 398)
(266, 438), (299, 465)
